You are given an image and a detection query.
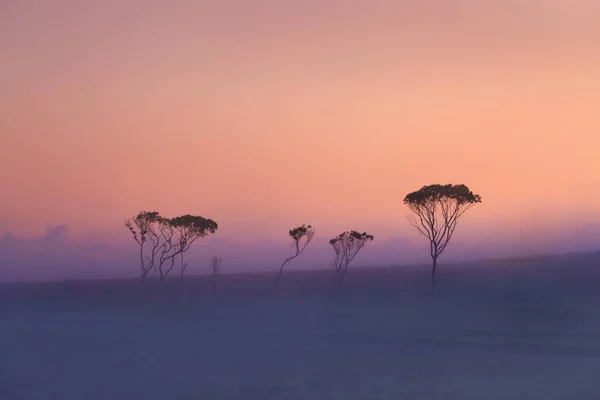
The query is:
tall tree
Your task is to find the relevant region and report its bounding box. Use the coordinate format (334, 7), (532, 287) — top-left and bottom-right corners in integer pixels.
(125, 211), (170, 282)
(330, 231), (374, 285)
(277, 224), (315, 282)
(403, 184), (481, 288)
(125, 212), (218, 284)
(165, 215), (218, 284)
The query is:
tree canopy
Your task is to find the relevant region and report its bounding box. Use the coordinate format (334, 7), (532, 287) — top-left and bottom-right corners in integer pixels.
(125, 211), (218, 283)
(330, 230), (374, 285)
(403, 184), (481, 287)
(169, 215), (218, 235)
(404, 184), (481, 206)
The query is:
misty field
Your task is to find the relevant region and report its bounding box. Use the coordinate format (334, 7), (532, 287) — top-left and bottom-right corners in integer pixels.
(2, 259), (600, 400)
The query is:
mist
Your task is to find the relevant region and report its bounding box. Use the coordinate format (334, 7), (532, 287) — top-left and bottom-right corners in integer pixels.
(1, 223), (599, 283)
(3, 251), (600, 399)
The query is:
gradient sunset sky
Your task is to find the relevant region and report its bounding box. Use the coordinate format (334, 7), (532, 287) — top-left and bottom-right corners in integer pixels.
(2, 0), (600, 244)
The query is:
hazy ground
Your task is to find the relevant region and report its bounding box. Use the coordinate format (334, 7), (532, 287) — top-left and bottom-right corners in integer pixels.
(1, 254), (600, 399)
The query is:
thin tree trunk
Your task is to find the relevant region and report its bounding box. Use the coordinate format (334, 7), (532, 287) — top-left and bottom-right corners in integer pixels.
(140, 268), (152, 284)
(179, 258), (187, 286)
(277, 257), (293, 283)
(139, 246), (145, 280)
(154, 273), (165, 288)
(431, 257), (437, 289)
(179, 264), (185, 286)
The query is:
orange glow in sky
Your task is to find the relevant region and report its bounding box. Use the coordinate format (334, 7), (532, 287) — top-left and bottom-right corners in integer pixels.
(1, 0), (600, 242)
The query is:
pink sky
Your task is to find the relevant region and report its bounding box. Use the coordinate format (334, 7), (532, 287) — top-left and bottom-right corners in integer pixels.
(1, 0), (600, 248)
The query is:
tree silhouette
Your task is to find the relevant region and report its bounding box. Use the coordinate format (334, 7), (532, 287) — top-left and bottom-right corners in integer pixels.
(403, 184), (481, 288)
(210, 256), (222, 290)
(166, 215), (218, 284)
(330, 231), (374, 285)
(124, 211), (169, 282)
(125, 212), (218, 284)
(277, 224), (315, 282)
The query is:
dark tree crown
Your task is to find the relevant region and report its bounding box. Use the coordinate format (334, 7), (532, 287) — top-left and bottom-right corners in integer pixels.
(403, 184), (482, 206)
(169, 214), (218, 235)
(135, 210), (161, 220)
(126, 211), (167, 240)
(133, 211), (168, 226)
(289, 224), (313, 241)
(329, 231), (374, 245)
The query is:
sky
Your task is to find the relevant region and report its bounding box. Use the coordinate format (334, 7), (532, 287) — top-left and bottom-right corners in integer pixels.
(1, 1), (600, 278)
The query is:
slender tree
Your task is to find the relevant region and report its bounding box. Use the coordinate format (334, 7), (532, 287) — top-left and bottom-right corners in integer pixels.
(330, 231), (374, 285)
(403, 184), (481, 288)
(125, 212), (218, 284)
(165, 215), (218, 284)
(277, 224), (315, 282)
(210, 256), (222, 290)
(125, 211), (170, 282)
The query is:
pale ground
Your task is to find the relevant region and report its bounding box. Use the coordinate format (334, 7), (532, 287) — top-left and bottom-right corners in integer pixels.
(1, 260), (600, 399)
